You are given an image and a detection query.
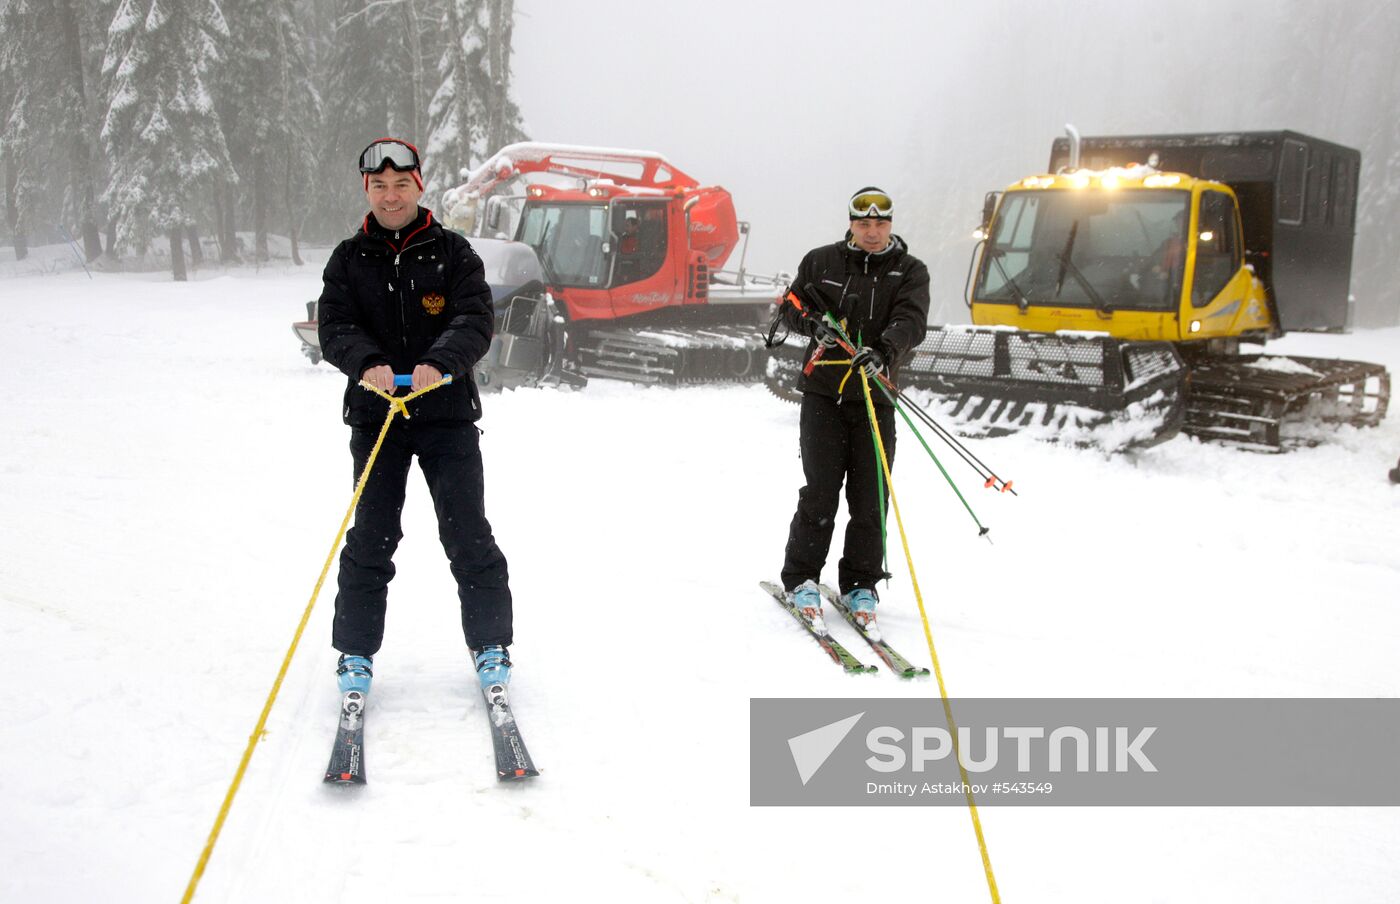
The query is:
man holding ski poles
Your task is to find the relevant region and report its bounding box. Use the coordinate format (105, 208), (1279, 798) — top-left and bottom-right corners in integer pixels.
(776, 187), (930, 637)
(318, 137), (515, 702)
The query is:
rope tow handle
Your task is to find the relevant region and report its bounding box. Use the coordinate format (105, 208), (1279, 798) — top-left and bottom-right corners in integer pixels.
(856, 365), (1002, 904)
(181, 374), (452, 904)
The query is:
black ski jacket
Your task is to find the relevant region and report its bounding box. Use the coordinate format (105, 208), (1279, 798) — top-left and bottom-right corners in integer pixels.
(318, 208), (492, 427)
(779, 234), (930, 405)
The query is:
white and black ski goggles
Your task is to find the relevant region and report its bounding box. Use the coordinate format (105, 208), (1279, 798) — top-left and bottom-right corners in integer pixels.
(359, 139), (421, 175)
(848, 189), (893, 220)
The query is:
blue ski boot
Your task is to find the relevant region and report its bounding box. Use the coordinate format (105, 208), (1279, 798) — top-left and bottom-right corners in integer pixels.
(789, 579), (827, 636)
(842, 588), (880, 640)
(473, 645), (511, 690)
(336, 654), (373, 695)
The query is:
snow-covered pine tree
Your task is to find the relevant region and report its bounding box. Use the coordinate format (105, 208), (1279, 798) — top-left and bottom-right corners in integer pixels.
(424, 0), (486, 207)
(222, 0), (320, 264)
(271, 1), (322, 266)
(423, 0), (524, 211)
(55, 0), (114, 260)
(480, 0), (522, 155)
(319, 0), (412, 228)
(0, 0), (47, 261)
(100, 0), (233, 280)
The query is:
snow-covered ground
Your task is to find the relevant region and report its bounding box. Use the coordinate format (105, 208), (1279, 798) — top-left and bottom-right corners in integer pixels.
(2, 253), (1398, 903)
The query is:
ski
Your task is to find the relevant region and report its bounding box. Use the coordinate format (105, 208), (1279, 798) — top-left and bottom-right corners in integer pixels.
(819, 584), (931, 679)
(324, 690), (368, 785)
(759, 581), (877, 674)
(482, 682), (540, 781)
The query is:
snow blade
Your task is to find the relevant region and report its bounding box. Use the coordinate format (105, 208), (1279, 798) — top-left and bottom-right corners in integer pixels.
(900, 327), (1187, 452)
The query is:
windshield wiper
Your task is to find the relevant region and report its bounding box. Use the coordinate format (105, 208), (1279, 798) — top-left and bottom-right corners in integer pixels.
(1054, 220), (1112, 315)
(535, 221), (563, 290)
(987, 249), (1033, 311)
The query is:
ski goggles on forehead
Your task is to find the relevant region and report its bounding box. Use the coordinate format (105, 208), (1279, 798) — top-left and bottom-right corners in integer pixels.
(359, 139), (420, 174)
(848, 191), (893, 219)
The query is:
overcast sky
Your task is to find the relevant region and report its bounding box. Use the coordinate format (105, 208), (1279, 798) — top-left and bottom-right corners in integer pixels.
(510, 0), (1400, 325)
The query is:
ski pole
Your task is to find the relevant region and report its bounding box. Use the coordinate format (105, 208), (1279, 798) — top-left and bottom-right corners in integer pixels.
(870, 375), (992, 539)
(894, 387), (1016, 496)
(809, 327), (992, 538)
(57, 225), (93, 279)
(814, 309), (1014, 507)
(181, 374), (452, 904)
(823, 311), (1015, 495)
(783, 288), (1016, 494)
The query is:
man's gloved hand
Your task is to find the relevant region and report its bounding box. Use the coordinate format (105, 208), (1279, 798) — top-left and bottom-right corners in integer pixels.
(851, 345), (886, 379)
(813, 321), (842, 349)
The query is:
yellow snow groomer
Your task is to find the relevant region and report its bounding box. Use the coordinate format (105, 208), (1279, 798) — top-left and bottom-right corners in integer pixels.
(902, 129), (1390, 451)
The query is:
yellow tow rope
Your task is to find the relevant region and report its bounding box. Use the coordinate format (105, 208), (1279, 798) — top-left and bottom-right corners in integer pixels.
(180, 376), (451, 904)
(856, 365), (1002, 904)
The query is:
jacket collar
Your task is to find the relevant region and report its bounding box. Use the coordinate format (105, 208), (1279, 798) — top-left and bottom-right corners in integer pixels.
(842, 232), (905, 264)
(361, 207), (436, 250)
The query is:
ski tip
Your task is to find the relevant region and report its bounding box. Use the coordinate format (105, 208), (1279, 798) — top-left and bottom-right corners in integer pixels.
(323, 772), (366, 785)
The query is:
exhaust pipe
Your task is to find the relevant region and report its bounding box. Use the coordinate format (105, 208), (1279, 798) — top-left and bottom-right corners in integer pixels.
(1065, 123), (1082, 171)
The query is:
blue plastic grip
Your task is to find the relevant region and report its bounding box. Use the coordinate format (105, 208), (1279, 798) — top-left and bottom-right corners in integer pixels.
(393, 374), (454, 387)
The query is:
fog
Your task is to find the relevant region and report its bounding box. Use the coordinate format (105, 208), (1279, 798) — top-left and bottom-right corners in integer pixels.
(511, 0), (1400, 327)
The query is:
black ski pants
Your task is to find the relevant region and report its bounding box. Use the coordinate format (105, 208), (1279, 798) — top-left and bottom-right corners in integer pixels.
(781, 392), (896, 595)
(333, 417), (512, 656)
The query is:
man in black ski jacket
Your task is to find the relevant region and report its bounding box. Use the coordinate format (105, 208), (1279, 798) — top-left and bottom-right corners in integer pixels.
(318, 137), (514, 698)
(776, 186), (930, 639)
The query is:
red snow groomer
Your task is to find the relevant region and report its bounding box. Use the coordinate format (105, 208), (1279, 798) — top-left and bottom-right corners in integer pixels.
(440, 142), (782, 388)
(294, 143), (782, 389)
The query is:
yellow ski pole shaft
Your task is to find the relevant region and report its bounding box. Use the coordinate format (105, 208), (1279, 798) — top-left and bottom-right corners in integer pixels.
(180, 376), (450, 904)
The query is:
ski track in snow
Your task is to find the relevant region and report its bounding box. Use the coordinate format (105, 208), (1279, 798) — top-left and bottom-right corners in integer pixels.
(1, 257), (1398, 903)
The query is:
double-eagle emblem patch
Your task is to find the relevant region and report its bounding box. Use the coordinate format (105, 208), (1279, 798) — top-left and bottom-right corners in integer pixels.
(421, 292), (446, 315)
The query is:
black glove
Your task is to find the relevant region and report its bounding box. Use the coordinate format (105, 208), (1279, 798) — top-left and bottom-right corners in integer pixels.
(851, 345), (886, 378)
(812, 321), (842, 349)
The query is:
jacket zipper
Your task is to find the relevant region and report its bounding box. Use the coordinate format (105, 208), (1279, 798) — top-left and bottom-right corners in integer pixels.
(392, 236), (438, 353)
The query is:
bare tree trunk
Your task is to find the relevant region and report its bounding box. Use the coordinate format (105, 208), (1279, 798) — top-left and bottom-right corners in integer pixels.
(187, 224), (203, 267)
(484, 0), (515, 152)
(55, 0), (103, 260)
(220, 181), (238, 262)
(5, 163), (27, 261)
(104, 215), (116, 257)
(286, 149), (303, 266)
(253, 153), (269, 262)
(405, 0), (422, 141)
(169, 228), (188, 281)
(212, 187), (227, 261)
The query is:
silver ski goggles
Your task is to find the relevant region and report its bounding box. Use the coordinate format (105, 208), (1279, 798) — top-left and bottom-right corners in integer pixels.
(359, 139), (420, 174)
(848, 190), (893, 219)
